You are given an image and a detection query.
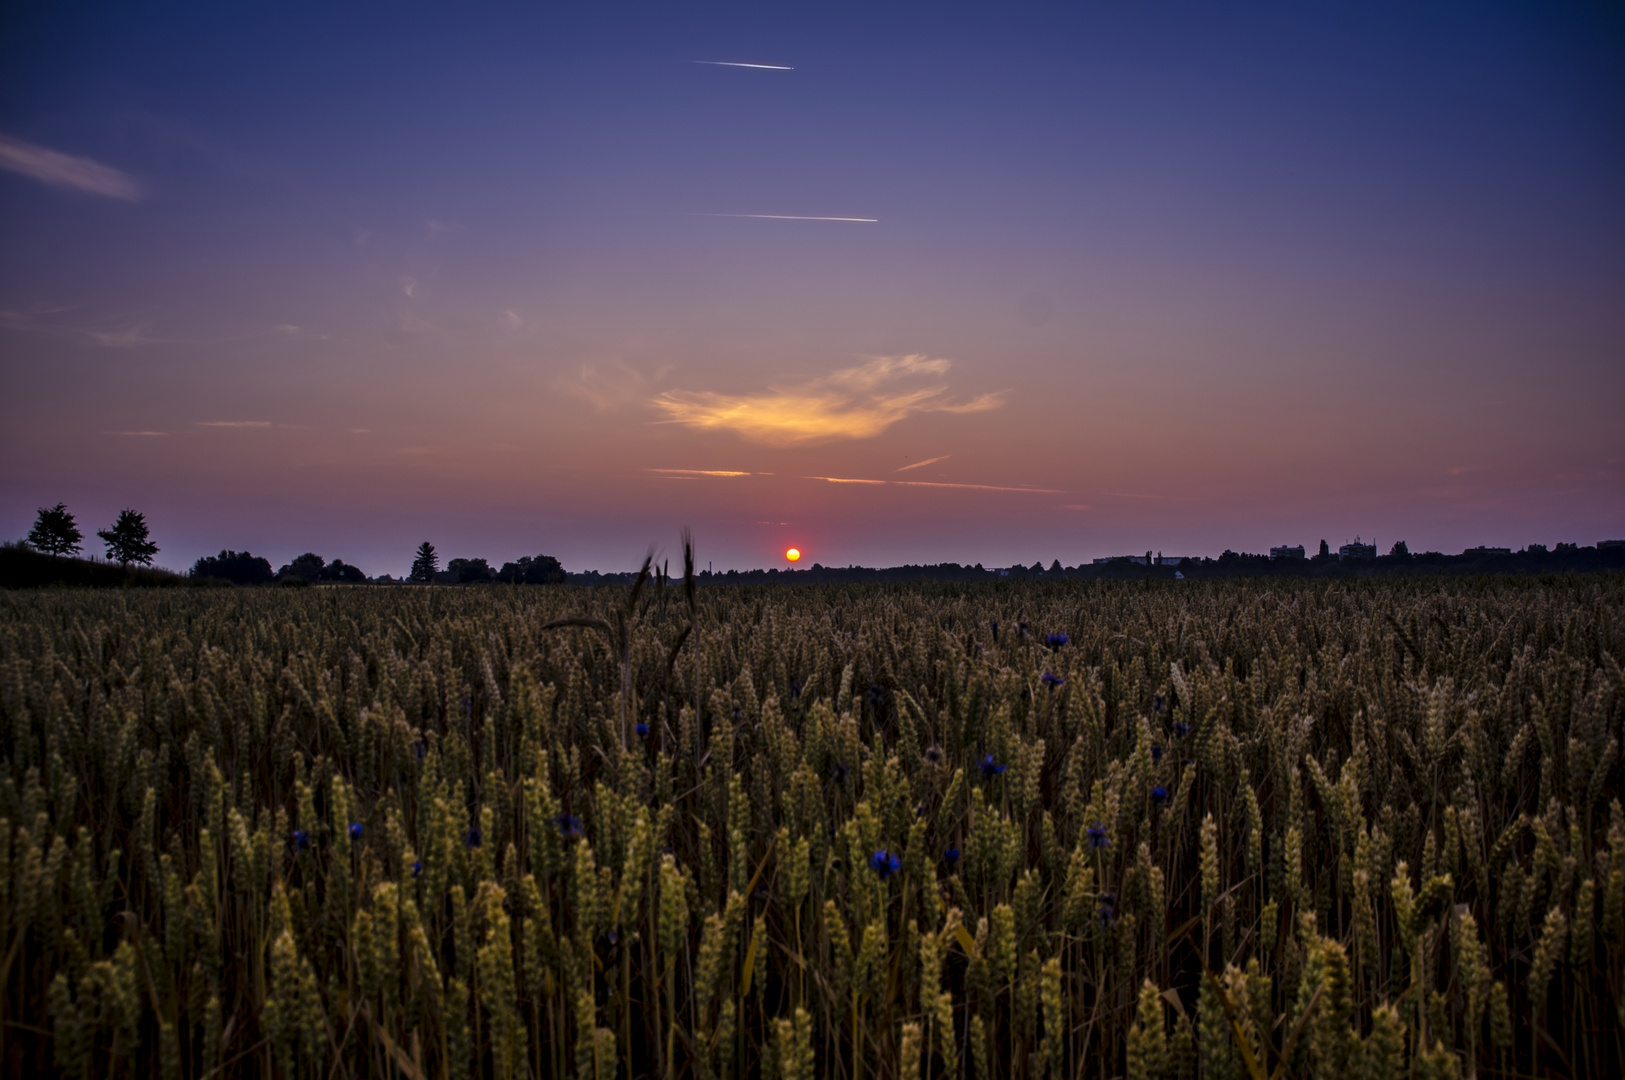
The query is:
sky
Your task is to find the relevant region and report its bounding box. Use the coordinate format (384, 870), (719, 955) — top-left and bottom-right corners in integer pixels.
(2, 0), (1622, 575)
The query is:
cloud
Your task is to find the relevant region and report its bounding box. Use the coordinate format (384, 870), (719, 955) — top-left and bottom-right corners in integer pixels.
(897, 455), (950, 472)
(694, 213), (875, 223)
(652, 355), (1005, 446)
(87, 326), (160, 347)
(195, 420), (271, 428)
(646, 468), (760, 477)
(691, 61), (794, 70)
(808, 476), (1060, 493)
(0, 135), (143, 200)
(562, 359), (669, 411)
(103, 430), (168, 437)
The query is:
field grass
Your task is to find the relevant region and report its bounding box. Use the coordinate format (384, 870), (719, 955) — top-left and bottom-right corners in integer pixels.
(0, 574), (1620, 1078)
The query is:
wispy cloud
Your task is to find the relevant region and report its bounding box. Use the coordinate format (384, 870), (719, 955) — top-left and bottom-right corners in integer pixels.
(652, 354), (1005, 446)
(693, 213), (876, 223)
(809, 476), (1061, 494)
(195, 420), (271, 428)
(87, 326), (160, 347)
(103, 430), (169, 437)
(646, 468), (761, 478)
(897, 455), (950, 472)
(691, 61), (793, 70)
(562, 359), (671, 412)
(0, 135), (143, 200)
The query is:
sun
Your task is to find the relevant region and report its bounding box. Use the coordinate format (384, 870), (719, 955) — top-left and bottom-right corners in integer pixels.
(785, 547), (801, 562)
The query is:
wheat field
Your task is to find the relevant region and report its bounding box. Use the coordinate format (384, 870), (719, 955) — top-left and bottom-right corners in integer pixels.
(0, 573), (1620, 1078)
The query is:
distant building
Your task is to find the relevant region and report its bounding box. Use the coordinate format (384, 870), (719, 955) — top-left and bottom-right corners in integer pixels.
(1339, 538), (1376, 561)
(1462, 546), (1512, 557)
(1600, 540), (1625, 550)
(1156, 554), (1198, 565)
(1270, 545), (1306, 560)
(1093, 555), (1149, 565)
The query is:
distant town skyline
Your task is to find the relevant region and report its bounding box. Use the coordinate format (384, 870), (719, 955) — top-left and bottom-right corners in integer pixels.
(3, 1), (1622, 573)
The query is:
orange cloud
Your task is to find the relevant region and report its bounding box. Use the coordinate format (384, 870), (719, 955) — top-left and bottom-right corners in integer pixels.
(651, 355), (1004, 446)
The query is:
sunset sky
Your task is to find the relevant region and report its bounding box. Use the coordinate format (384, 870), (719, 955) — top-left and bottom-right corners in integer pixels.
(3, 1), (1622, 575)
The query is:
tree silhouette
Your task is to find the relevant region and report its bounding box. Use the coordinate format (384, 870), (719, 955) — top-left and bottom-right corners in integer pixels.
(27, 503), (82, 556)
(445, 557), (493, 583)
(277, 553), (327, 582)
(409, 541), (438, 583)
(191, 550), (274, 584)
(97, 509), (158, 567)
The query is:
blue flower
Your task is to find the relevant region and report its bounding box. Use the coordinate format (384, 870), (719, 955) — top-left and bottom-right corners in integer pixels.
(866, 684), (885, 709)
(1151, 693), (1167, 714)
(465, 828), (483, 848)
(1151, 786), (1168, 804)
(1087, 823), (1109, 848)
(980, 754), (1007, 779)
(552, 814), (584, 839)
(349, 823), (363, 840)
(924, 746), (943, 764)
(832, 762), (849, 784)
(411, 859), (423, 878)
(943, 848), (961, 866)
(1041, 671), (1066, 690)
(1098, 892), (1117, 924)
(413, 739), (428, 760)
(292, 830), (309, 851)
(790, 680), (803, 700)
(1045, 632), (1069, 652)
(1172, 722), (1192, 740)
(460, 696), (473, 716)
(1151, 744), (1164, 761)
(869, 850), (902, 879)
(635, 723), (649, 739)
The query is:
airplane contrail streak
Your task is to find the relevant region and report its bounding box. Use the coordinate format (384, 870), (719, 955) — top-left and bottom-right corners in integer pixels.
(896, 455), (950, 472)
(693, 213), (878, 223)
(692, 61), (794, 70)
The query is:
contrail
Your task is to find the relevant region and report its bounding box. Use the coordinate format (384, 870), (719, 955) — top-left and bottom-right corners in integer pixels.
(693, 213), (878, 223)
(896, 455), (950, 472)
(692, 61), (793, 70)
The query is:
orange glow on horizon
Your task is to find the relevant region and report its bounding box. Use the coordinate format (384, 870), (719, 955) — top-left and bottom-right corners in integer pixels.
(785, 547), (801, 562)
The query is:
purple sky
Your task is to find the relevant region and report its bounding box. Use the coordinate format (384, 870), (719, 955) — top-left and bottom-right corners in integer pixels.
(3, 1), (1622, 575)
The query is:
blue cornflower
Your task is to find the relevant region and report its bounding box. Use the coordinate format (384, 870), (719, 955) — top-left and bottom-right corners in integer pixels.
(832, 762), (849, 784)
(1045, 632), (1069, 652)
(924, 746), (943, 764)
(1151, 693), (1167, 714)
(943, 848), (961, 866)
(552, 814), (584, 839)
(1098, 892), (1117, 925)
(460, 696), (473, 716)
(411, 860), (423, 878)
(869, 850), (902, 879)
(635, 723), (649, 739)
(790, 680), (803, 700)
(1041, 671), (1066, 690)
(349, 823), (363, 840)
(866, 684), (885, 709)
(465, 828), (483, 848)
(413, 739), (428, 760)
(1151, 744), (1164, 761)
(292, 830), (310, 851)
(1172, 721), (1192, 740)
(1151, 786), (1168, 804)
(980, 754), (1007, 779)
(1087, 823), (1109, 848)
